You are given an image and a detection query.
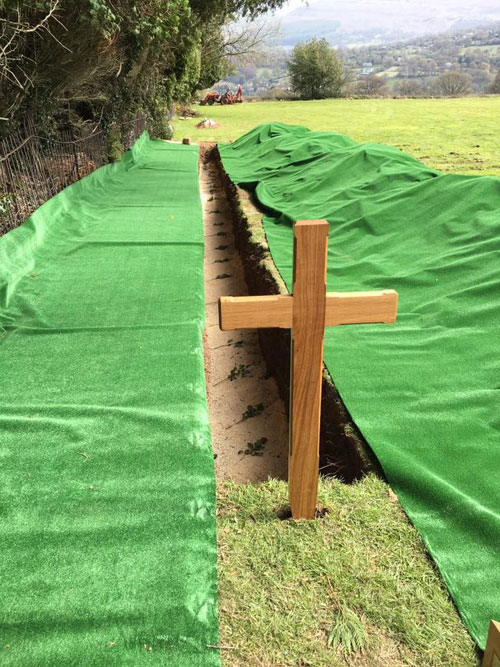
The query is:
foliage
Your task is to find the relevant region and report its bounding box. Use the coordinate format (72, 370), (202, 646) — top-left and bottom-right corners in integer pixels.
(434, 70), (472, 96)
(489, 70), (500, 93)
(226, 24), (500, 97)
(287, 38), (345, 100)
(355, 74), (388, 97)
(395, 79), (424, 97)
(150, 115), (174, 140)
(241, 403), (264, 420)
(0, 0), (287, 133)
(106, 126), (124, 163)
(228, 363), (252, 380)
(238, 436), (267, 456)
(327, 605), (368, 657)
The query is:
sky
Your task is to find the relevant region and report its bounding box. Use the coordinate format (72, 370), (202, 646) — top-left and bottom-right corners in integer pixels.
(274, 0), (306, 16)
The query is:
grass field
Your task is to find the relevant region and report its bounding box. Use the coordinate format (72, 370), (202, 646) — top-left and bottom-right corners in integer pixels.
(174, 97), (500, 176)
(185, 98), (494, 664)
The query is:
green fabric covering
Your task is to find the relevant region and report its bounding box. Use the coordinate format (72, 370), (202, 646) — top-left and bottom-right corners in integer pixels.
(0, 135), (220, 666)
(219, 123), (500, 650)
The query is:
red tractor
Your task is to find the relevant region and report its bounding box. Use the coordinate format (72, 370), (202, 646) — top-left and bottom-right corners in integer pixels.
(200, 85), (243, 106)
(200, 91), (220, 106)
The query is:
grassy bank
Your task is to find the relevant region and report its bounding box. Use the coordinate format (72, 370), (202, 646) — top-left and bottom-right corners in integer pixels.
(175, 97), (500, 176)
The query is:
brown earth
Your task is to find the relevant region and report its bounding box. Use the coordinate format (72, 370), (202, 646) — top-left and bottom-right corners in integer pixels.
(199, 143), (288, 483)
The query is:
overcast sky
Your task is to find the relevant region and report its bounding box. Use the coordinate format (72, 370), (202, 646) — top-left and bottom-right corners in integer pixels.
(274, 0), (305, 16)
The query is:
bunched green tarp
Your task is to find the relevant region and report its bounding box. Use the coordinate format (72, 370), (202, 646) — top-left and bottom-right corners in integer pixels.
(219, 123), (500, 649)
(0, 135), (220, 665)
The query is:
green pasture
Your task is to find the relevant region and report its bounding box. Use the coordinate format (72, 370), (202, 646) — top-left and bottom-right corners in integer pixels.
(174, 97), (500, 176)
(460, 45), (500, 56)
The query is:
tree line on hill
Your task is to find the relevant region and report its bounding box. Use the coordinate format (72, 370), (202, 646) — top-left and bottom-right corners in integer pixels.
(0, 0), (286, 138)
(224, 23), (500, 99)
(285, 38), (500, 100)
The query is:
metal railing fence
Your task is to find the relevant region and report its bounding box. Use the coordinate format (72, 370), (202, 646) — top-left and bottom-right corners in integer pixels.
(0, 115), (145, 236)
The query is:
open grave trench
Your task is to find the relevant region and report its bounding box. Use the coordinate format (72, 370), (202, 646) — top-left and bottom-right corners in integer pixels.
(199, 143), (289, 482)
(199, 142), (374, 483)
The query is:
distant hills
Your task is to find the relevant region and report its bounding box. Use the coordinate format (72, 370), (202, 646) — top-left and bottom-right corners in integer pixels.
(279, 0), (500, 46)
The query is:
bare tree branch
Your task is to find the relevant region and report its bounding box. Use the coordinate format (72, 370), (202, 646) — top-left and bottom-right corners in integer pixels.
(222, 19), (281, 64)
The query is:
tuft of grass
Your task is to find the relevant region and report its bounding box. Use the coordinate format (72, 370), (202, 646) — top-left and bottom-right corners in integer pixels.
(328, 605), (368, 657)
(217, 476), (479, 666)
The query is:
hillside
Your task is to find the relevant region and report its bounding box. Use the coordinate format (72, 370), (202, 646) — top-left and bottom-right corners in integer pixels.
(279, 0), (500, 46)
(222, 23), (500, 96)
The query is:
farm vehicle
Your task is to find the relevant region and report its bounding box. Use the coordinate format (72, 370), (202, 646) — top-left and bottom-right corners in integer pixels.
(200, 85), (243, 106)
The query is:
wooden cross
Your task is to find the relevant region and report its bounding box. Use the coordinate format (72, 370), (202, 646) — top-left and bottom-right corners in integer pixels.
(484, 621), (500, 667)
(218, 220), (398, 519)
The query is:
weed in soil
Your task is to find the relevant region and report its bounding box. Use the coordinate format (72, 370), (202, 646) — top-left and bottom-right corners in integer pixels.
(228, 364), (252, 381)
(239, 437), (268, 457)
(213, 339), (244, 350)
(242, 403), (264, 421)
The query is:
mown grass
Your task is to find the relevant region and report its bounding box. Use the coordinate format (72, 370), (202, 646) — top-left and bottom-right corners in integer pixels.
(218, 478), (479, 666)
(174, 96), (500, 176)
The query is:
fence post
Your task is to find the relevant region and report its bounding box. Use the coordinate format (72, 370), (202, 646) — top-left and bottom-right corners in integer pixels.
(71, 132), (81, 181)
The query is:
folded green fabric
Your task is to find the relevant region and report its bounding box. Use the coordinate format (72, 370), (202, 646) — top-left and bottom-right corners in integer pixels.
(0, 135), (220, 665)
(220, 122), (500, 649)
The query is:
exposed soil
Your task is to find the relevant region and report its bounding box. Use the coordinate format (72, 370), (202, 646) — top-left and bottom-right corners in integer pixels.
(211, 144), (376, 482)
(199, 143), (288, 483)
(198, 140), (376, 484)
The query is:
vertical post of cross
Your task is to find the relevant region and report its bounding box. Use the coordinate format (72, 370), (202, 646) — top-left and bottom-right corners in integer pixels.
(289, 220), (329, 519)
(218, 218), (398, 521)
(483, 621), (500, 667)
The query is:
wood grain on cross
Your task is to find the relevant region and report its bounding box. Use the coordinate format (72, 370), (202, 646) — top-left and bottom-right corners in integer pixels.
(484, 621), (500, 667)
(218, 220), (398, 519)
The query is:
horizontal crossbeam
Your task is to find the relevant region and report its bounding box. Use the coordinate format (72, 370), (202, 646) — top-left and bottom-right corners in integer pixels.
(219, 290), (398, 331)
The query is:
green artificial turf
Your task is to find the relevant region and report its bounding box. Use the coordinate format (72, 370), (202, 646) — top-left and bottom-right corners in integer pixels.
(219, 123), (500, 649)
(0, 136), (220, 665)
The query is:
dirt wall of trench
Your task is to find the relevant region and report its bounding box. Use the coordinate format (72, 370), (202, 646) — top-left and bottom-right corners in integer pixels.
(201, 142), (379, 482)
